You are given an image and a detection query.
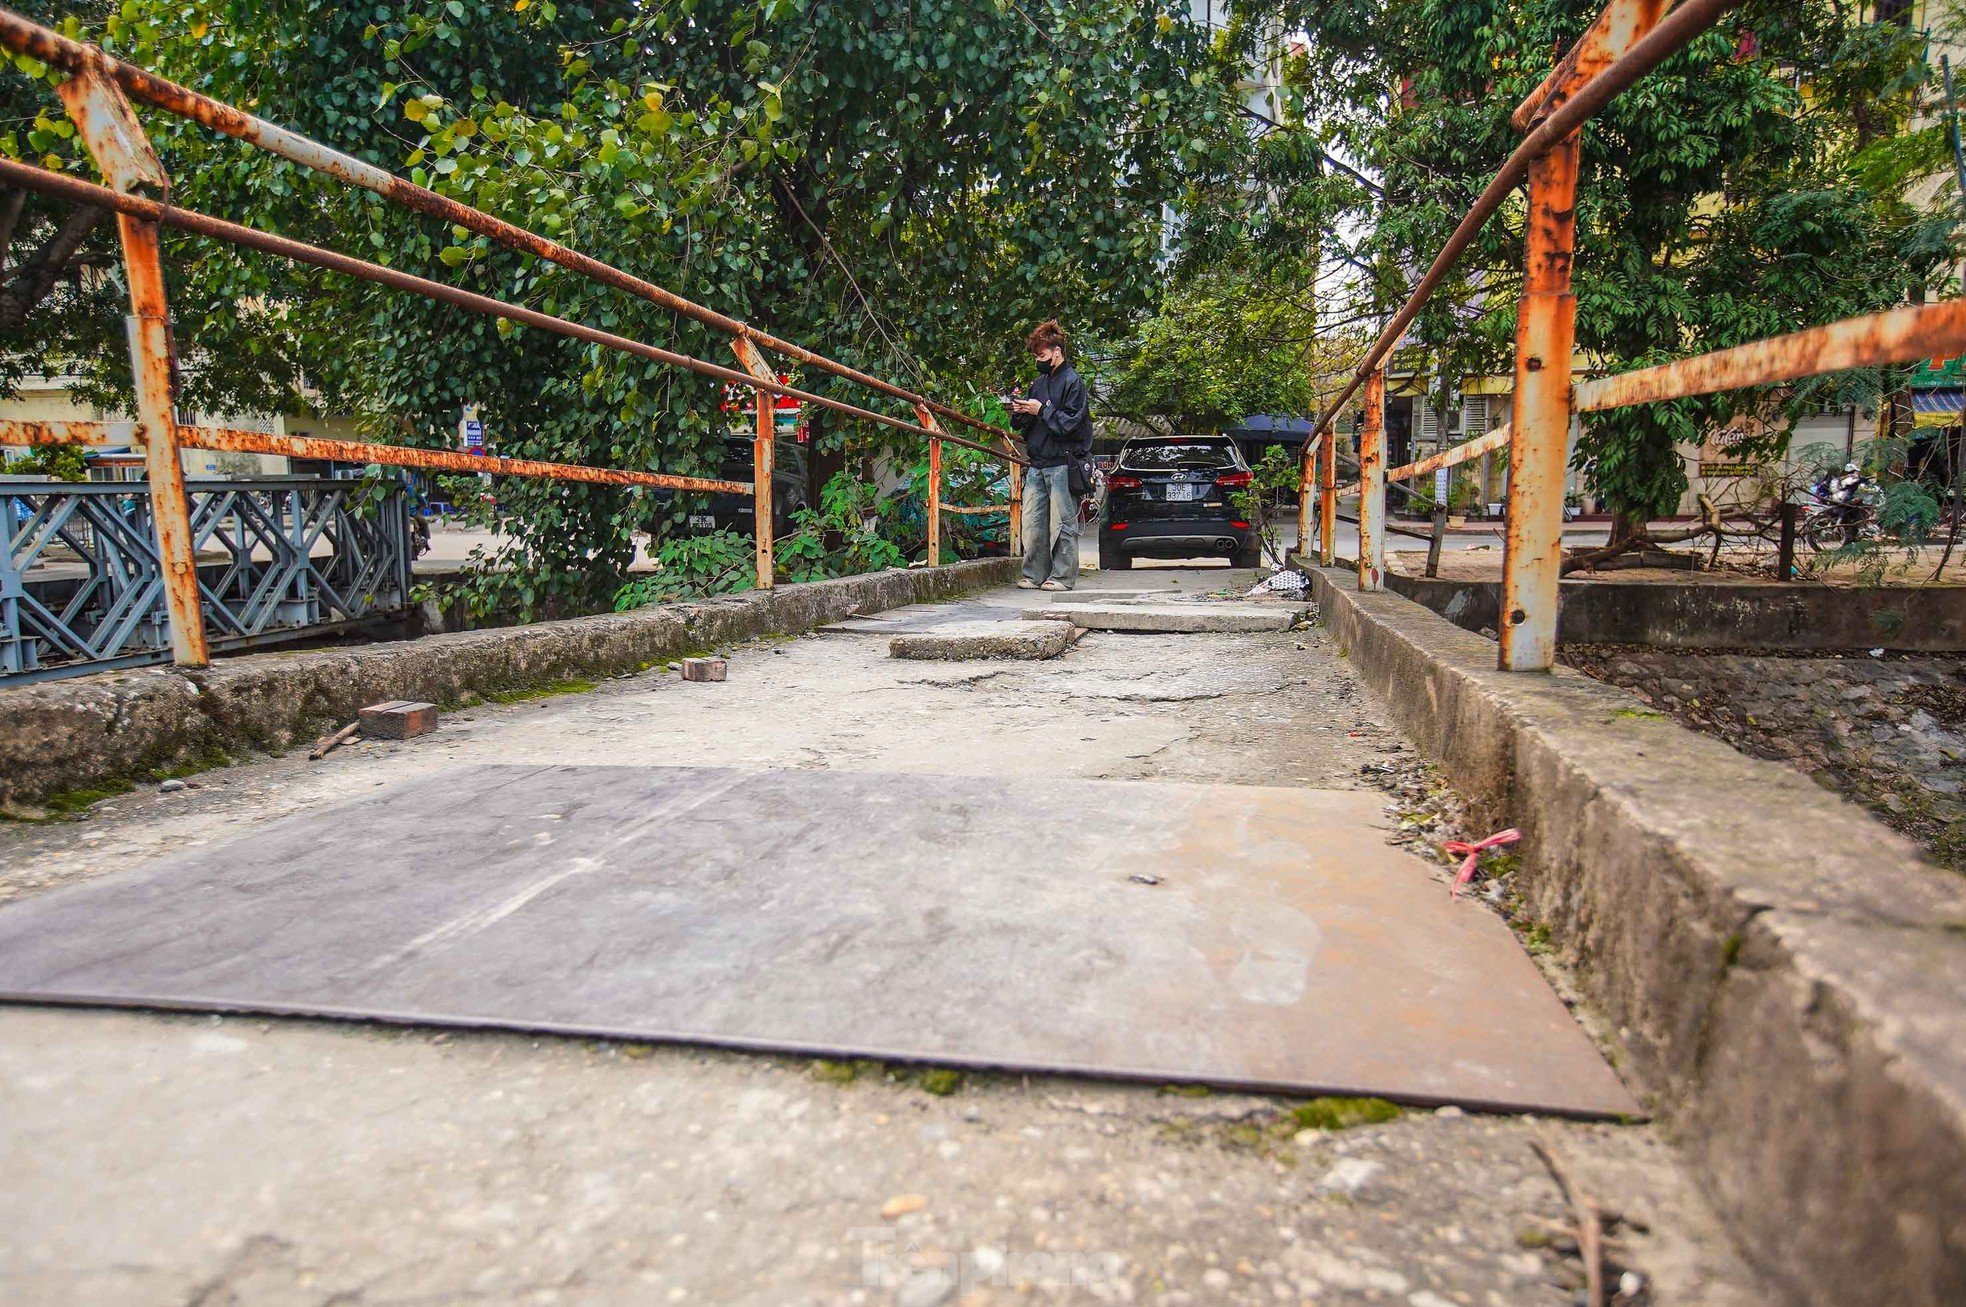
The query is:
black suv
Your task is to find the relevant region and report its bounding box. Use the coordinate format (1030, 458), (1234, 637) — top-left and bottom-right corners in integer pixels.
(1099, 436), (1258, 569)
(654, 434), (812, 538)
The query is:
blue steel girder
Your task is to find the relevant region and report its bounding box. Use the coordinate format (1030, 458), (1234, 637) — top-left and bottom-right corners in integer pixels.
(2, 477), (413, 684)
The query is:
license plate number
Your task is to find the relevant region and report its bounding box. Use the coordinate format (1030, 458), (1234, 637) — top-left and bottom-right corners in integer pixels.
(1165, 483), (1202, 502)
(689, 514), (716, 530)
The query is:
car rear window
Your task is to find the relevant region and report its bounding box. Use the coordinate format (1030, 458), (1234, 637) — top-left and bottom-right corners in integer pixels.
(1120, 441), (1239, 472)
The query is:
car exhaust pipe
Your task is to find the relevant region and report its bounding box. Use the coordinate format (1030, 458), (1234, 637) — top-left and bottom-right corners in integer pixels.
(1217, 538), (1236, 551)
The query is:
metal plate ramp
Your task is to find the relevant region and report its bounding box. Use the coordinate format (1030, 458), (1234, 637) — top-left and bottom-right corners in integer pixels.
(0, 764), (1637, 1117)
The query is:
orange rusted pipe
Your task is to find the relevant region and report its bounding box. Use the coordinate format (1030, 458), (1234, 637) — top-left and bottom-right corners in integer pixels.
(1318, 423), (1337, 566)
(1387, 423), (1513, 484)
(0, 7), (1017, 452)
(1357, 370), (1387, 591)
(917, 404), (943, 566)
(1005, 435), (1025, 558)
(732, 338), (778, 589)
(1301, 0), (1744, 448)
(0, 420), (749, 495)
(0, 155), (1023, 467)
(0, 418), (124, 445)
(1511, 0), (1670, 130)
(1500, 0), (1664, 672)
(1575, 299), (1966, 412)
(1499, 132), (1581, 671)
(1295, 430), (1321, 564)
(56, 66), (209, 666)
(118, 213), (208, 667)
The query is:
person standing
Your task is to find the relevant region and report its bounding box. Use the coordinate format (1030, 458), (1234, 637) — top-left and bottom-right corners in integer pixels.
(1009, 319), (1093, 590)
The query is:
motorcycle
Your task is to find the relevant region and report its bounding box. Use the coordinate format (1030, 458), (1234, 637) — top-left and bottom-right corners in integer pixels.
(1799, 463), (1881, 550)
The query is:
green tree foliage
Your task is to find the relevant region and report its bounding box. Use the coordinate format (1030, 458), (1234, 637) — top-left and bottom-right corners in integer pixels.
(0, 441), (86, 480)
(2, 0), (1227, 613)
(1224, 0), (1951, 528)
(1103, 268), (1321, 433)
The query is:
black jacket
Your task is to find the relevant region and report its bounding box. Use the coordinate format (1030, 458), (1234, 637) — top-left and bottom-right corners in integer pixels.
(1012, 362), (1093, 468)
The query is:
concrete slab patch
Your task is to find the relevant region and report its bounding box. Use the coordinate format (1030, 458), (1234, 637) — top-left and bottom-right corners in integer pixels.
(0, 763), (1636, 1117)
(1048, 666), (1291, 702)
(820, 600), (1027, 636)
(889, 619), (1076, 661)
(1030, 602), (1306, 633)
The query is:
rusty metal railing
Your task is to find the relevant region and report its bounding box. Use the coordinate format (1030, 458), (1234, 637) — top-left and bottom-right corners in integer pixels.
(1297, 0), (1966, 669)
(0, 9), (1025, 670)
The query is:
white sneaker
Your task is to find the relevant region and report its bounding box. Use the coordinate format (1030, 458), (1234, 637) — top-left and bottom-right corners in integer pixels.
(1040, 580), (1071, 592)
(1016, 579), (1040, 589)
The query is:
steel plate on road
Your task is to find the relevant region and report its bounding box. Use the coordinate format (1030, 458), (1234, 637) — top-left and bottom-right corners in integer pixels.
(0, 765), (1636, 1117)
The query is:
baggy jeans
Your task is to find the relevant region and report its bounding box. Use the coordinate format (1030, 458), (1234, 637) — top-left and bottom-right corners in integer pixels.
(1021, 464), (1080, 587)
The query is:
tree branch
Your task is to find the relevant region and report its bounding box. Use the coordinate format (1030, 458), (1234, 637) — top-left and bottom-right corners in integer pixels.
(0, 188), (26, 275)
(0, 200), (106, 332)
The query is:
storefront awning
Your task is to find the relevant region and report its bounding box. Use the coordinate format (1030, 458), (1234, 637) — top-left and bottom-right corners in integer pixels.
(1914, 389), (1963, 428)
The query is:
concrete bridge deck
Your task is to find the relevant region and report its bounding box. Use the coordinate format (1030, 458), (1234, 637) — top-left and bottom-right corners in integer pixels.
(0, 568), (1764, 1305)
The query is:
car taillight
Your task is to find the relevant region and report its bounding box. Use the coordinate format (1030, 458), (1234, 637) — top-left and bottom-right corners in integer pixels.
(1109, 522), (1128, 530)
(1216, 471), (1253, 488)
(1108, 475), (1142, 489)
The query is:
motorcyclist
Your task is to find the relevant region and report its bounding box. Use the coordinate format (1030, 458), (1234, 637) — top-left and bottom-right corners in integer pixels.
(1809, 461), (1877, 540)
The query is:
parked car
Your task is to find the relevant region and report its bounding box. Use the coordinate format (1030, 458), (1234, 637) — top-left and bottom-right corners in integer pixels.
(659, 435), (812, 538)
(1099, 436), (1258, 569)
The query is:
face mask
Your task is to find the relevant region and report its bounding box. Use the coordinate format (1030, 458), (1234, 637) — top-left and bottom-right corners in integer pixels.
(1036, 357), (1056, 375)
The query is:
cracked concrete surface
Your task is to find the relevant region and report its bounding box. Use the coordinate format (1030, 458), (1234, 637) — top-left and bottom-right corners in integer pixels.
(0, 569), (1767, 1305)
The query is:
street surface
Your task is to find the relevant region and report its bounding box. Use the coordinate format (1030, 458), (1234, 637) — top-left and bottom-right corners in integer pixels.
(0, 568), (1760, 1305)
(411, 518), (1613, 576)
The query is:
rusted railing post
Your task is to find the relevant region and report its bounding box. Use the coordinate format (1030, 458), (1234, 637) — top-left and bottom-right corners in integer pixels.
(1497, 111), (1580, 668)
(1004, 437), (1024, 558)
(58, 65), (207, 666)
(1318, 423), (1337, 566)
(1357, 370), (1387, 590)
(1295, 430), (1320, 565)
(731, 338), (776, 590)
(1500, 0), (1663, 670)
(915, 404), (942, 565)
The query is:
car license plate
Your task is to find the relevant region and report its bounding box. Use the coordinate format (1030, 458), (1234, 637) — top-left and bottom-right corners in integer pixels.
(689, 514), (716, 530)
(1165, 483), (1201, 502)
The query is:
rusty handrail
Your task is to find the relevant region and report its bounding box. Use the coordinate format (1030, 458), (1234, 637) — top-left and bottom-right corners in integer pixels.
(1385, 424), (1513, 484)
(1302, 0), (1743, 448)
(1511, 1), (1668, 130)
(1302, 0), (1963, 678)
(1574, 299), (1966, 412)
(0, 155), (1024, 466)
(0, 7), (1019, 453)
(0, 419), (750, 494)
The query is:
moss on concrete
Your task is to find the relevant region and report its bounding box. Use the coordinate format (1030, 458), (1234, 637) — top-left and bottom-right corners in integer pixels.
(485, 678), (600, 705)
(2, 778), (135, 822)
(1288, 1096), (1402, 1131)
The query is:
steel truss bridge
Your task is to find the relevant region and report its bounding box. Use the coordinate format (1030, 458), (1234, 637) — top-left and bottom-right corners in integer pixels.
(1, 476), (411, 684)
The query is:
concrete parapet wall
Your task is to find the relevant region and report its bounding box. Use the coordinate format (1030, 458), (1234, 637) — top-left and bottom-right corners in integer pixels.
(1385, 569), (1966, 651)
(0, 559), (1015, 810)
(1308, 566), (1966, 1307)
